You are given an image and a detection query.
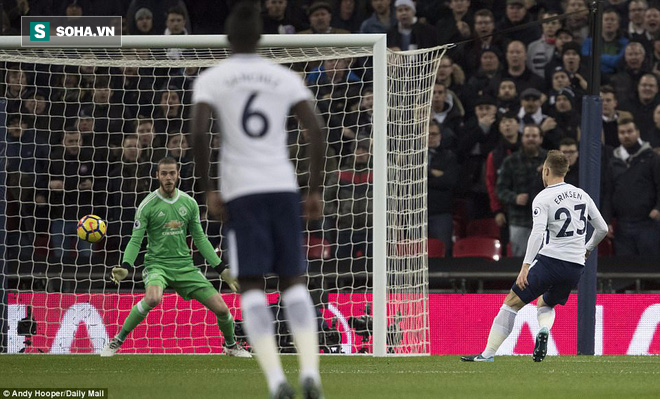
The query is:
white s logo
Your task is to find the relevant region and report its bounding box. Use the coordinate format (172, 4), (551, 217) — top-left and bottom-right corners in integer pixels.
(34, 24), (46, 39)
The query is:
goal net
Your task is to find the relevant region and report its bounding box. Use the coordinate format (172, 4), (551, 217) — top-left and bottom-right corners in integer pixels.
(0, 35), (443, 355)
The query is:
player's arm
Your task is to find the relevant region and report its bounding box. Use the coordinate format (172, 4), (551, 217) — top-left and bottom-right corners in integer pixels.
(585, 197), (608, 258)
(188, 200), (238, 292)
(292, 99), (326, 219)
(112, 206), (149, 284)
(518, 199), (548, 289)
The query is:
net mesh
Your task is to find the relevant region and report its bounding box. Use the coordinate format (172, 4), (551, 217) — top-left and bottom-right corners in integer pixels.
(0, 41), (443, 355)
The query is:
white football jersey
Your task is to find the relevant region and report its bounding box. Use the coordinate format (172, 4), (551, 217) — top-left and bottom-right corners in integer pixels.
(192, 54), (313, 201)
(524, 182), (607, 266)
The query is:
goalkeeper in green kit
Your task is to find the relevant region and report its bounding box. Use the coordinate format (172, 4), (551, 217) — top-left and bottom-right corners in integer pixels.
(101, 157), (251, 357)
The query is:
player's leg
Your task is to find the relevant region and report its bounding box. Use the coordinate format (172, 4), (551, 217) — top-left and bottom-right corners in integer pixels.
(194, 290), (251, 357)
(280, 276), (321, 397)
(272, 191), (322, 398)
(462, 257), (553, 362)
(101, 284), (163, 357)
(533, 259), (582, 362)
(240, 278), (291, 397)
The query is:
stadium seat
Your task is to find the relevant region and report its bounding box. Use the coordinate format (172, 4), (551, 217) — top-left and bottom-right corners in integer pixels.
(306, 234), (331, 260)
(598, 237), (614, 256)
(466, 218), (501, 239)
(453, 237), (502, 261)
(428, 238), (446, 258)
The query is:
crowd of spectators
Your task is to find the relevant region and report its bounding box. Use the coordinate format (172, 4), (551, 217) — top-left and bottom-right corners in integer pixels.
(3, 0), (660, 268)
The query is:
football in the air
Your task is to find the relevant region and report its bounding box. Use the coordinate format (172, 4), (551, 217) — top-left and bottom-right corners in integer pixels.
(77, 214), (107, 243)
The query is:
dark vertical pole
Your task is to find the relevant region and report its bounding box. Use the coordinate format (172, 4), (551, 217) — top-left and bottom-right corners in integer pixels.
(577, 0), (603, 356)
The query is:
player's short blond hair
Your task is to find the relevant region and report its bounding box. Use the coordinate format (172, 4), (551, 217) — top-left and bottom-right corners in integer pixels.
(545, 150), (569, 177)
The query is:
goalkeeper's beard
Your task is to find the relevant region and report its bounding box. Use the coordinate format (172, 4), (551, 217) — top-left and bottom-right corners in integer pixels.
(160, 181), (177, 196)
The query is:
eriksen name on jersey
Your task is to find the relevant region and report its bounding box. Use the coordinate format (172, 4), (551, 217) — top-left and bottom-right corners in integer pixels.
(553, 190), (583, 205)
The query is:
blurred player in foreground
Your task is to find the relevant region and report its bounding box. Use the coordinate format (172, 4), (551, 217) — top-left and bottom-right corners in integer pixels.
(101, 157), (251, 358)
(191, 3), (326, 398)
(462, 150), (608, 362)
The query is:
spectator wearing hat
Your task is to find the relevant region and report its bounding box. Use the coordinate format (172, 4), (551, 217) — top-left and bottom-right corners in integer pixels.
(386, 0), (439, 50)
(298, 1), (350, 34)
(459, 9), (506, 76)
(547, 67), (584, 107)
(427, 119), (459, 256)
(497, 0), (541, 46)
(496, 123), (546, 256)
(542, 28), (575, 85)
(554, 41), (588, 92)
(457, 95), (501, 219)
(608, 42), (649, 101)
(620, 73), (660, 135)
(546, 88), (579, 149)
(490, 41), (545, 97)
(517, 88), (558, 145)
(582, 7), (629, 75)
(361, 0), (397, 33)
(132, 7), (155, 34)
(262, 0), (306, 34)
(463, 48), (503, 109)
(527, 10), (562, 79)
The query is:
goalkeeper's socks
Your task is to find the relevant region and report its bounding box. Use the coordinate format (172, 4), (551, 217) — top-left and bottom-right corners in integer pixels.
(482, 304), (518, 358)
(537, 305), (556, 330)
(216, 312), (236, 347)
(241, 289), (286, 393)
(117, 299), (155, 341)
(282, 284), (321, 385)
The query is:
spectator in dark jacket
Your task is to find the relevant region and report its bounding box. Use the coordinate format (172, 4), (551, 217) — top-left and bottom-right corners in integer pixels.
(603, 118), (660, 256)
(497, 0), (541, 46)
(496, 124), (546, 256)
(559, 137), (580, 187)
(386, 0), (439, 50)
(5, 114), (49, 260)
(48, 130), (99, 263)
(428, 120), (459, 255)
(619, 73), (660, 135)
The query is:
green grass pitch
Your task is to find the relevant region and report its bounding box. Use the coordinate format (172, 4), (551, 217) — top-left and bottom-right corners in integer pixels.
(1, 355), (659, 398)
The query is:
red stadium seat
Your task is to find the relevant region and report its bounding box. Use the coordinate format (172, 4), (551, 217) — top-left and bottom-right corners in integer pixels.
(598, 237), (614, 256)
(466, 218), (501, 239)
(453, 237), (502, 261)
(306, 234), (331, 260)
(428, 238), (446, 258)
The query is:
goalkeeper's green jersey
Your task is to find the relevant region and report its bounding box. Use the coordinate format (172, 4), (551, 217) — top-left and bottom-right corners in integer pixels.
(122, 189), (221, 269)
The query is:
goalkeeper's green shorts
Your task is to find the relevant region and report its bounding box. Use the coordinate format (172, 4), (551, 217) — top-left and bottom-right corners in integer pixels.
(142, 263), (217, 301)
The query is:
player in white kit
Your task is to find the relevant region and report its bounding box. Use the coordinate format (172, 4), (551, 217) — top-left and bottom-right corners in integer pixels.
(190, 3), (325, 399)
(462, 150), (608, 362)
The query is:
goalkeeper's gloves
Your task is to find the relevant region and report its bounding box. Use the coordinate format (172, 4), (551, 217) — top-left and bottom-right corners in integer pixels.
(111, 262), (130, 284)
(214, 264), (239, 293)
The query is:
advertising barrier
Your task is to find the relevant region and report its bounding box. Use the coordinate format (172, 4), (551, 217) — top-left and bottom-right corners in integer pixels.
(7, 293), (660, 355)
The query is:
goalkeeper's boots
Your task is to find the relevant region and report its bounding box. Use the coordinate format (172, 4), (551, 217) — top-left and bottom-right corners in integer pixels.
(100, 337), (123, 357)
(224, 342), (252, 358)
(270, 382), (295, 399)
(301, 376), (324, 399)
(533, 327), (549, 362)
(460, 354), (494, 362)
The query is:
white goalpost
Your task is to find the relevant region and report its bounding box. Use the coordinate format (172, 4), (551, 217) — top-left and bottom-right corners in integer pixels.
(0, 34), (445, 356)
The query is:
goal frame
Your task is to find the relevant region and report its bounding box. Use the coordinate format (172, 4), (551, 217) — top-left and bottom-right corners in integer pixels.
(0, 34), (400, 357)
